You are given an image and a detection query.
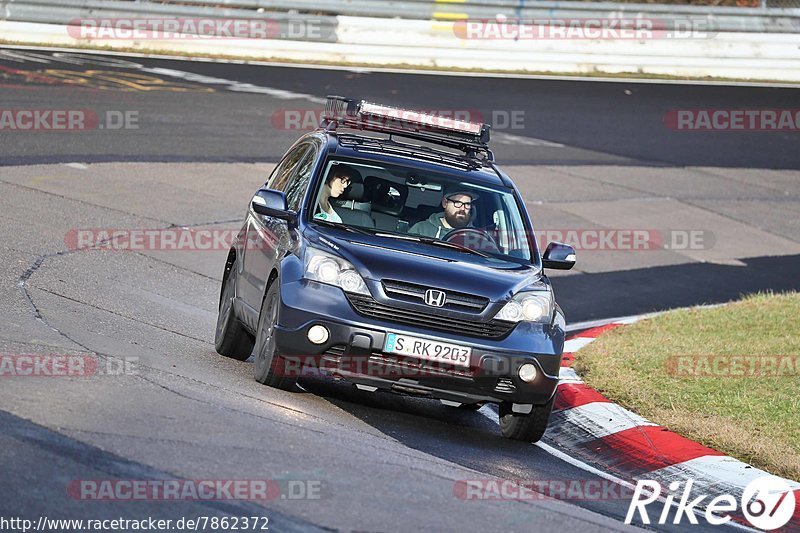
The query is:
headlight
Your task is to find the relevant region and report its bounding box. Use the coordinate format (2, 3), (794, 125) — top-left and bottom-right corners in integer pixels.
(495, 291), (552, 323)
(304, 247), (369, 295)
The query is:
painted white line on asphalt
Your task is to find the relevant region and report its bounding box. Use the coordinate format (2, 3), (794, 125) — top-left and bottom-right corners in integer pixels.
(566, 304), (730, 333)
(3, 44), (799, 89)
(566, 315), (654, 333)
(537, 441), (636, 490)
(493, 132), (565, 148)
(563, 337), (596, 352)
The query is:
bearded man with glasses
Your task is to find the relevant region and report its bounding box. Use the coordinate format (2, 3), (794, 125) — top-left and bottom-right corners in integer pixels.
(409, 185), (478, 239)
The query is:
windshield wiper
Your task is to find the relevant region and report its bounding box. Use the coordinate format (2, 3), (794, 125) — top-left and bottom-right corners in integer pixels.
(313, 219), (373, 236)
(315, 220), (490, 258)
(415, 236), (491, 258)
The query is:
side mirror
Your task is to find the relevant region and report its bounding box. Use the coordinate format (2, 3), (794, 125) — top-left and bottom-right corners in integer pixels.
(542, 242), (576, 270)
(251, 189), (296, 225)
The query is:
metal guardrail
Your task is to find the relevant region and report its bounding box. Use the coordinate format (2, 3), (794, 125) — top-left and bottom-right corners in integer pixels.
(1, 0), (799, 33)
(1, 1), (799, 80)
(0, 0), (339, 42)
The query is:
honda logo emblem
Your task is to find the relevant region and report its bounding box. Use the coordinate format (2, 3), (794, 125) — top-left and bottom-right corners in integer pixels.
(424, 289), (447, 307)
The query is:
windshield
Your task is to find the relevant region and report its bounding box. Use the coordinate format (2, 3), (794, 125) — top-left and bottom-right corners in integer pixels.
(310, 158), (534, 263)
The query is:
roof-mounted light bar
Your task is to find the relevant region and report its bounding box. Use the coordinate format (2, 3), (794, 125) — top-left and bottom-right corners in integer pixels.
(359, 102), (483, 136)
(322, 96), (491, 150)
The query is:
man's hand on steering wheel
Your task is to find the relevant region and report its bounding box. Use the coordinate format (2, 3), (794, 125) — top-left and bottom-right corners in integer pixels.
(443, 227), (500, 253)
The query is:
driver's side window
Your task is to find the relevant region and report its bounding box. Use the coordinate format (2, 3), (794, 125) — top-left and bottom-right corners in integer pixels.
(284, 148), (317, 211)
(266, 143), (312, 192)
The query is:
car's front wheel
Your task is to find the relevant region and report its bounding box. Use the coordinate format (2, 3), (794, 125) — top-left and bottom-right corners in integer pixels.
(215, 259), (254, 361)
(498, 397), (554, 442)
(253, 280), (297, 391)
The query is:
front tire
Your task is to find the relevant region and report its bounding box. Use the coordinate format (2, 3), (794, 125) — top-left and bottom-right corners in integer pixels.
(253, 280), (297, 391)
(499, 397), (554, 442)
(215, 259), (254, 361)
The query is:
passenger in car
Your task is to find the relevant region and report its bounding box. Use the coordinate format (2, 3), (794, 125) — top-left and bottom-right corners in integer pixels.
(409, 186), (478, 239)
(314, 164), (358, 223)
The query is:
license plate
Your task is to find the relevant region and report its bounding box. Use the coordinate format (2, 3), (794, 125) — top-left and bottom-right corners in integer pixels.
(384, 333), (472, 368)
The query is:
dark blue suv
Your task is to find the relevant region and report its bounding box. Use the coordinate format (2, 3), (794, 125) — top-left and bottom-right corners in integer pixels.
(215, 97), (576, 442)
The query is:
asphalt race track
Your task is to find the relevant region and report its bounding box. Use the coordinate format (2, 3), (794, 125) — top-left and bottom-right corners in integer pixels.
(1, 46), (799, 532)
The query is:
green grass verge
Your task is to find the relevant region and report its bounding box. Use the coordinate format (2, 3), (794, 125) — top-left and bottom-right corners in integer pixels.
(574, 292), (800, 481)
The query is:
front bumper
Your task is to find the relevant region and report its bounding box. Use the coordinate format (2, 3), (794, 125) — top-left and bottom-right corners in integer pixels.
(274, 279), (564, 405)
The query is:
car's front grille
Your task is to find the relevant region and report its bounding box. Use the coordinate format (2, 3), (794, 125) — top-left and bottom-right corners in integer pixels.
(382, 279), (488, 313)
(494, 378), (516, 394)
(345, 293), (515, 339)
(322, 345), (346, 358)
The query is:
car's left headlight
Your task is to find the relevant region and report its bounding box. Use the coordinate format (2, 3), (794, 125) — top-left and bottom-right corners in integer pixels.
(495, 291), (553, 323)
(304, 247), (369, 295)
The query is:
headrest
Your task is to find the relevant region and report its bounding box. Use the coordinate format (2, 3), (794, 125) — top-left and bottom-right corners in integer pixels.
(365, 176), (407, 217)
(340, 182), (365, 201)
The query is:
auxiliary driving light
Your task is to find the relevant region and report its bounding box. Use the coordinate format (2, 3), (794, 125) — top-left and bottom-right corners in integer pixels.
(518, 363), (538, 383)
(307, 325), (329, 345)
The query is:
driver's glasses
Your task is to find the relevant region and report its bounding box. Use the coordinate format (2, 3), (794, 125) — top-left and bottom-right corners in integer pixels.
(446, 198), (473, 210)
(335, 176), (351, 186)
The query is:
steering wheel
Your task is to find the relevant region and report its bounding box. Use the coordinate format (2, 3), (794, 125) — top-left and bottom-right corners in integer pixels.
(443, 228), (500, 253)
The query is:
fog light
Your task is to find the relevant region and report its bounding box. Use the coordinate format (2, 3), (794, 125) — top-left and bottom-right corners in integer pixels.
(307, 325), (329, 345)
(518, 363), (538, 383)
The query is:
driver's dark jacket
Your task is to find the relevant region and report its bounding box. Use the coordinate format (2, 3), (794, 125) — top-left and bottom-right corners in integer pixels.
(409, 212), (471, 239)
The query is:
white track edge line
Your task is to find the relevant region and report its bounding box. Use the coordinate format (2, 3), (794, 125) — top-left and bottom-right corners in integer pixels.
(1, 43), (799, 88)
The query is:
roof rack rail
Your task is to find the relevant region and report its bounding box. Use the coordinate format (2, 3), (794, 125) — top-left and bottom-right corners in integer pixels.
(320, 95), (493, 161)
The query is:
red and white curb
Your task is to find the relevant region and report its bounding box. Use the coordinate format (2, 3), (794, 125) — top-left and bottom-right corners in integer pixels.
(550, 320), (800, 530)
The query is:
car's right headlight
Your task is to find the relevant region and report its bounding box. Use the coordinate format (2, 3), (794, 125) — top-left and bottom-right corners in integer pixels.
(495, 291), (553, 323)
(304, 247), (369, 295)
